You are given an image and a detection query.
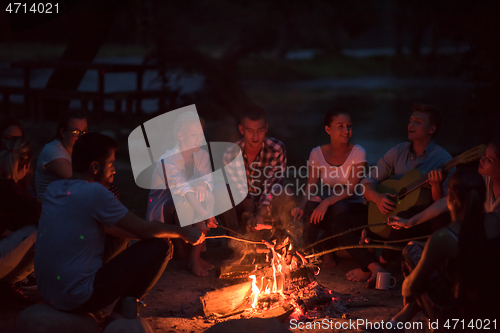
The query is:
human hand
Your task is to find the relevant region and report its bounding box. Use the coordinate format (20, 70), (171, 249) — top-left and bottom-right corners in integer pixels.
(179, 227), (204, 245)
(310, 201), (329, 224)
(376, 193), (396, 214)
(205, 217), (218, 229)
(387, 216), (412, 230)
(428, 169), (444, 189)
(195, 185), (208, 202)
(291, 207), (304, 220)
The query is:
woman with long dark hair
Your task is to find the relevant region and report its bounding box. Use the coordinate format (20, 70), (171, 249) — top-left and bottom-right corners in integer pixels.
(291, 109), (368, 268)
(372, 169), (500, 332)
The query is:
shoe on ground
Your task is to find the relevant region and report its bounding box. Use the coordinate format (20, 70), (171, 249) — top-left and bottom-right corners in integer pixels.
(0, 281), (35, 306)
(19, 272), (37, 291)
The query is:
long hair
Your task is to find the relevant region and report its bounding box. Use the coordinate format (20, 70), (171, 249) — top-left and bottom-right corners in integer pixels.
(447, 169), (487, 310)
(0, 137), (33, 182)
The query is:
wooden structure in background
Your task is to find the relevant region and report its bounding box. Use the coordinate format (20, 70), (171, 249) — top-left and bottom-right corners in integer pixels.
(0, 61), (179, 119)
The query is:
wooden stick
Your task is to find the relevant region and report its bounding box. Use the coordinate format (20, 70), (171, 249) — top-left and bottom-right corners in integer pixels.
(304, 223), (387, 249)
(205, 235), (265, 245)
(369, 235), (430, 244)
(216, 224), (246, 239)
(305, 244), (403, 259)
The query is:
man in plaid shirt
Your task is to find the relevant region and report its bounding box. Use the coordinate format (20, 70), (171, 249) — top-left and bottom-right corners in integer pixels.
(220, 106), (287, 232)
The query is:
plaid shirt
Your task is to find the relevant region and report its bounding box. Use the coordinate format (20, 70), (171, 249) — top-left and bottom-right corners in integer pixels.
(223, 137), (286, 209)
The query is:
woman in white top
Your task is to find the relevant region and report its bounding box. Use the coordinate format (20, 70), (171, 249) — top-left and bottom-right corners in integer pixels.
(35, 111), (88, 200)
(292, 109), (367, 268)
(147, 112), (217, 277)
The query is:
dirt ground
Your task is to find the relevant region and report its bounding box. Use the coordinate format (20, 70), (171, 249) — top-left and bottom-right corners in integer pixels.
(0, 239), (429, 333)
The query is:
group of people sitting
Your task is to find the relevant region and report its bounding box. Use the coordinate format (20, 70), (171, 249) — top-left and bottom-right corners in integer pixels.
(0, 102), (498, 330)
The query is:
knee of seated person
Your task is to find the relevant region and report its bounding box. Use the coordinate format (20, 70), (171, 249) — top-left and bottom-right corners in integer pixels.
(402, 241), (421, 258)
(330, 200), (352, 215)
(19, 225), (38, 244)
(147, 238), (172, 256)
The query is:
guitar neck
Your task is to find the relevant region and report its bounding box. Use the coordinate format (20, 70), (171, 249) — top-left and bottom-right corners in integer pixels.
(440, 156), (461, 172)
(403, 159), (458, 195)
(401, 144), (486, 196)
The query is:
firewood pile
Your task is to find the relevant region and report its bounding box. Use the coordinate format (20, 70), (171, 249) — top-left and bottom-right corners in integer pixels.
(200, 236), (347, 322)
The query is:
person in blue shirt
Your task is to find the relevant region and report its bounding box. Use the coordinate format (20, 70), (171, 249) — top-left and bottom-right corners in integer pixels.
(344, 104), (454, 286)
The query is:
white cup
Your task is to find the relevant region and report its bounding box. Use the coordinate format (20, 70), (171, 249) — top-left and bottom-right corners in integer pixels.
(375, 272), (396, 290)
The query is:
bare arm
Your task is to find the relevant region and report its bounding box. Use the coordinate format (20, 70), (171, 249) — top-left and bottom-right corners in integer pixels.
(114, 211), (203, 245)
(428, 170), (445, 201)
(104, 225), (140, 239)
(388, 197), (449, 229)
(44, 158), (72, 179)
(185, 192), (208, 217)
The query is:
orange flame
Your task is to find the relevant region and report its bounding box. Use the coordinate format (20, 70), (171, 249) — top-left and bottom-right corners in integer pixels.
(248, 248), (287, 309)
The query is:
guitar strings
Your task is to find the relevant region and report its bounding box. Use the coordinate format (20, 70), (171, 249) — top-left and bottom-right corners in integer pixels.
(398, 175), (429, 197)
(398, 153), (468, 197)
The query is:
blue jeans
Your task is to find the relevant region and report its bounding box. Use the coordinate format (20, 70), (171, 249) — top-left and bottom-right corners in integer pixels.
(0, 225), (37, 284)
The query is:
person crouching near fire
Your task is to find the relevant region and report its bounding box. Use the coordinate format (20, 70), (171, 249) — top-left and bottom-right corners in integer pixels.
(147, 112), (218, 277)
(35, 132), (203, 318)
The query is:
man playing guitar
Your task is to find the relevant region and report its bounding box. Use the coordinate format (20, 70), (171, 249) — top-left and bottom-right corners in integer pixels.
(347, 103), (454, 285)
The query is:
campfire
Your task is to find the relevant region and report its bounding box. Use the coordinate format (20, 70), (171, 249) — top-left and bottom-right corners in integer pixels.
(200, 234), (347, 323)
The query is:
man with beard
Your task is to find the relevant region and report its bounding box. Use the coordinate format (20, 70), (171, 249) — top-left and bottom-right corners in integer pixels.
(34, 133), (203, 317)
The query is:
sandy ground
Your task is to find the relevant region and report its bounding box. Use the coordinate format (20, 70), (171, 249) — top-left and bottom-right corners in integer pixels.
(0, 241), (429, 333)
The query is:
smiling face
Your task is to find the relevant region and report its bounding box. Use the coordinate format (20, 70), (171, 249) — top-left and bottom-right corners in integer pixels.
(177, 120), (204, 152)
(239, 117), (268, 150)
(478, 145), (500, 178)
(325, 113), (352, 144)
(408, 111), (436, 142)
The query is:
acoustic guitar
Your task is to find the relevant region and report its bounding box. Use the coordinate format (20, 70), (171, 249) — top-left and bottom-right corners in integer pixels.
(368, 145), (486, 238)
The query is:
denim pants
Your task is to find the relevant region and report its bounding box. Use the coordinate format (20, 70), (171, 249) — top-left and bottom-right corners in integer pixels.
(0, 225), (37, 284)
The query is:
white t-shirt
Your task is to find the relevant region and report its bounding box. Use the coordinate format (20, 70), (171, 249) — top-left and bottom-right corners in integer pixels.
(35, 179), (128, 311)
(484, 175), (500, 219)
(35, 139), (72, 200)
(308, 144), (367, 203)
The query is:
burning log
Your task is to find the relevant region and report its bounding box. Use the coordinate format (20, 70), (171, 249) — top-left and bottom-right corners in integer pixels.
(250, 303), (295, 322)
(200, 281), (252, 317)
(217, 264), (258, 279)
